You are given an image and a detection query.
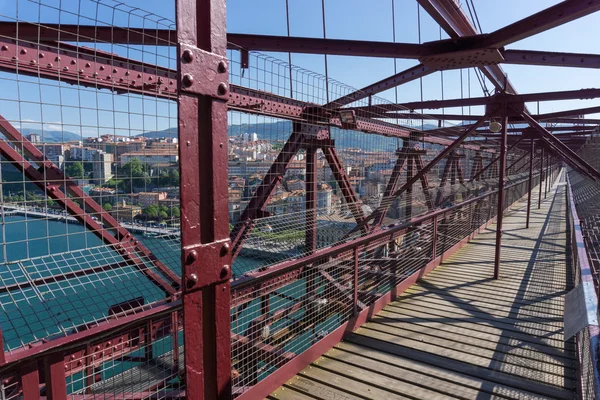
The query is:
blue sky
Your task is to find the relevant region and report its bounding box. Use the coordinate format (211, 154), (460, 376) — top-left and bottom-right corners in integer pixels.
(0, 0), (598, 137)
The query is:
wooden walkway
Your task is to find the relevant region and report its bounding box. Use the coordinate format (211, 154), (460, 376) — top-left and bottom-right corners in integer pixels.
(268, 173), (576, 400)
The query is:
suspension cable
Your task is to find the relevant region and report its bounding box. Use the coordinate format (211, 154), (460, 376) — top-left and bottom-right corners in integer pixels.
(285, 0), (293, 98)
(321, 0), (330, 104)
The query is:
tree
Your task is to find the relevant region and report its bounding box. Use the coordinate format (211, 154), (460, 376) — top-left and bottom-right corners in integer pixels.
(170, 206), (180, 218)
(159, 211), (168, 220)
(121, 159), (151, 189)
(65, 161), (84, 179)
(103, 203), (113, 211)
(143, 204), (159, 219)
(159, 205), (168, 214)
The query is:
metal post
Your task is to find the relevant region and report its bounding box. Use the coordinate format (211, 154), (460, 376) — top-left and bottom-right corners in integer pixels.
(526, 139), (534, 228)
(493, 105), (509, 280)
(353, 246), (359, 315)
(432, 215), (438, 259)
(538, 146), (544, 209)
(176, 0), (232, 398)
(406, 154), (414, 220)
(545, 150), (549, 198)
(306, 145), (318, 253)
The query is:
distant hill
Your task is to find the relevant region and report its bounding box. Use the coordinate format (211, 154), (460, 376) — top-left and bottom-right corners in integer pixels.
(137, 127), (178, 140)
(21, 128), (81, 142)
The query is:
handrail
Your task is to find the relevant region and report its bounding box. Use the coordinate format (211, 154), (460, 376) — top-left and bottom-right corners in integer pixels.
(565, 171), (600, 400)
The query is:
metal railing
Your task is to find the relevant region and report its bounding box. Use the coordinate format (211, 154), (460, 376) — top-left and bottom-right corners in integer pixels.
(566, 171), (600, 400)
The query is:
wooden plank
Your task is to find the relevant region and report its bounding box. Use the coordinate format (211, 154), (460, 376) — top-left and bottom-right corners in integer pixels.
(386, 294), (566, 340)
(370, 314), (574, 366)
(358, 321), (573, 380)
(310, 355), (463, 399)
(355, 323), (574, 388)
(404, 284), (566, 316)
(346, 333), (573, 400)
(420, 272), (568, 301)
(330, 343), (553, 400)
(391, 290), (565, 328)
(290, 366), (410, 400)
(378, 306), (573, 351)
(267, 386), (317, 400)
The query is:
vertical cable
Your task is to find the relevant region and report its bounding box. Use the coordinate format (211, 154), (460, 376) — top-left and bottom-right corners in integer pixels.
(417, 4), (424, 132)
(321, 0), (330, 103)
(285, 0), (294, 98)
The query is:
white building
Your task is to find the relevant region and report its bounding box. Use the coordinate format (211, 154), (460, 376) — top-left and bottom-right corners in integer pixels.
(92, 151), (113, 183)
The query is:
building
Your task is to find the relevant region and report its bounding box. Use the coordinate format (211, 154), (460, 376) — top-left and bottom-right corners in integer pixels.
(136, 192), (168, 208)
(92, 151), (113, 183)
(37, 143), (67, 159)
(120, 150), (178, 166)
(26, 133), (41, 143)
(90, 187), (117, 205)
(317, 184), (333, 215)
(110, 204), (142, 222)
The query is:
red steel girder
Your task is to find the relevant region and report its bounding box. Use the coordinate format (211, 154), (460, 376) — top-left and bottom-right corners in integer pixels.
(325, 64), (433, 109)
(517, 109), (600, 181)
(322, 145), (366, 228)
(481, 0), (600, 48)
(176, 0), (232, 398)
(227, 33), (425, 59)
(0, 39), (177, 98)
(416, 0), (518, 94)
(230, 130), (304, 260)
(470, 138), (523, 182)
(0, 116), (180, 293)
(371, 146), (409, 228)
(0, 22), (175, 45)
(383, 105), (600, 123)
(0, 36), (493, 153)
(503, 49), (600, 69)
(358, 88), (600, 111)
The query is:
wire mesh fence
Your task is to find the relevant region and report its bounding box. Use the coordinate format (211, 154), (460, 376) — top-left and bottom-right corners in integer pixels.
(0, 0), (572, 398)
(566, 166), (600, 400)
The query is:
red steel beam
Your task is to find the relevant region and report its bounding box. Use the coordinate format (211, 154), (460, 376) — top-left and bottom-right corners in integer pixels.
(227, 33), (425, 58)
(0, 116), (180, 293)
(357, 88), (600, 111)
(230, 130), (304, 260)
(0, 39), (177, 99)
(325, 64), (434, 108)
(481, 0), (600, 48)
(322, 145), (366, 227)
(0, 22), (175, 45)
(416, 0), (518, 94)
(176, 0), (232, 399)
(503, 49), (600, 69)
(0, 36), (492, 153)
(382, 105), (600, 123)
(518, 109), (600, 180)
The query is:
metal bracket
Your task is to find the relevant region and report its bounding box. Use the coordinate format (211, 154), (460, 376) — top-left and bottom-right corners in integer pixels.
(184, 238), (232, 290)
(179, 44), (229, 100)
(564, 281), (599, 340)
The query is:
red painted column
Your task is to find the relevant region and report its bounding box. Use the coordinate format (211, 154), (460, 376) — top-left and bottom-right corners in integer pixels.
(538, 146), (544, 209)
(526, 139), (535, 229)
(545, 151), (549, 198)
(176, 0), (232, 399)
(305, 145), (318, 253)
(493, 105), (509, 280)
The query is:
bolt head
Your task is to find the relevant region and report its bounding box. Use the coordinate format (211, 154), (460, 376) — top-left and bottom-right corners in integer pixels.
(218, 60), (227, 73)
(217, 82), (228, 95)
(182, 49), (194, 62)
(220, 264), (230, 279)
(221, 242), (230, 255)
(182, 74), (194, 88)
(186, 249), (198, 264)
(187, 273), (198, 288)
